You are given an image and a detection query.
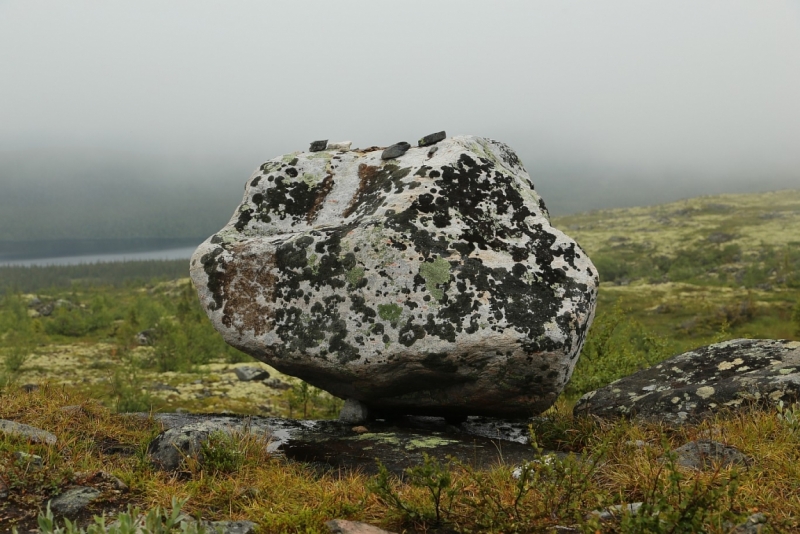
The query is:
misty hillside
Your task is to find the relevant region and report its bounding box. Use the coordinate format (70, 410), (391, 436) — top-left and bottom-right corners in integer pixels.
(1, 148), (798, 259)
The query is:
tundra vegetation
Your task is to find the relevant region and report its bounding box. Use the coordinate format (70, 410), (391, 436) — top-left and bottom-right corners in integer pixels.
(1, 190), (799, 532)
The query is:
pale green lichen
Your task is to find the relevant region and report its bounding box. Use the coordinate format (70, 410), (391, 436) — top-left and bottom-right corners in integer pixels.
(377, 303), (402, 323)
(405, 435), (461, 450)
(307, 253), (320, 275)
(346, 267), (365, 286)
(419, 257), (451, 301)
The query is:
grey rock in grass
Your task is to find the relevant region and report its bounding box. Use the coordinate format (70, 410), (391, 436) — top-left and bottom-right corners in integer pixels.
(15, 451), (44, 467)
(0, 478), (8, 500)
(201, 520), (258, 534)
(418, 131), (446, 147)
(233, 366), (270, 382)
(190, 136), (598, 419)
(1, 419), (57, 445)
(147, 420), (235, 471)
(575, 339), (800, 423)
(48, 486), (101, 516)
(589, 502), (644, 521)
(326, 519), (396, 534)
(380, 141), (411, 160)
(730, 513), (767, 534)
(672, 440), (751, 470)
(309, 140), (328, 152)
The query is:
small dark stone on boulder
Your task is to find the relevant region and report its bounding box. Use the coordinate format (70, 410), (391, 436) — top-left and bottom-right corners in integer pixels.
(309, 140), (328, 152)
(418, 131), (446, 147)
(380, 142), (411, 160)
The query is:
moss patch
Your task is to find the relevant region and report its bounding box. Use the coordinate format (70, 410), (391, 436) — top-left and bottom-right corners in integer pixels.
(419, 257), (451, 301)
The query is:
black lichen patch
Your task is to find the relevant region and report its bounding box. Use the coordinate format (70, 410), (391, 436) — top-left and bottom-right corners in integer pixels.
(246, 170), (337, 229)
(343, 163), (412, 218)
(382, 152), (595, 352)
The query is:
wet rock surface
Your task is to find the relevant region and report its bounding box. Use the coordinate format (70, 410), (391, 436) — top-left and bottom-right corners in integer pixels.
(190, 135), (598, 419)
(575, 339), (800, 423)
(146, 412), (542, 475)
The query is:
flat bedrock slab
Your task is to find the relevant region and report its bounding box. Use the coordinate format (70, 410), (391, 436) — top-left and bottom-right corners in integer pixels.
(190, 135), (598, 418)
(146, 413), (546, 475)
(575, 339), (800, 423)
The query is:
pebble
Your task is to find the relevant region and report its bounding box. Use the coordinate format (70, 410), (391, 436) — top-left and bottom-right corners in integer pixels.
(418, 131), (446, 147)
(339, 399), (371, 424)
(309, 140), (328, 152)
(380, 142), (411, 160)
(426, 145), (438, 158)
(327, 141), (352, 151)
(14, 451), (44, 467)
(48, 486), (102, 516)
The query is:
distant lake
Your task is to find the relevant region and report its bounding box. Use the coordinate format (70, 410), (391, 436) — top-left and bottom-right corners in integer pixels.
(0, 246), (197, 267)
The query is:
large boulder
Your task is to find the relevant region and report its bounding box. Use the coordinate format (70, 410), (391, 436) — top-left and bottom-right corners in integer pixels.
(574, 338), (800, 423)
(190, 135), (598, 418)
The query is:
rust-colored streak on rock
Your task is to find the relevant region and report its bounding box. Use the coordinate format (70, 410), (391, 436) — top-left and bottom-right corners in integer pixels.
(343, 164), (379, 218)
(307, 174), (335, 223)
(220, 244), (276, 337)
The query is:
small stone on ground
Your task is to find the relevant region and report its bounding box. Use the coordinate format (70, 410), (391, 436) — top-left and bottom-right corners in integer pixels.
(0, 419), (57, 445)
(233, 366), (270, 382)
(326, 519), (396, 534)
(48, 486), (101, 516)
(672, 440), (751, 470)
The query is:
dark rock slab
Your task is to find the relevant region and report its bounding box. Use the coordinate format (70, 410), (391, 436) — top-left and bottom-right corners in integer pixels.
(574, 339), (800, 423)
(672, 440), (751, 470)
(48, 487), (101, 516)
(380, 141), (411, 160)
(417, 131), (446, 147)
(146, 413), (541, 475)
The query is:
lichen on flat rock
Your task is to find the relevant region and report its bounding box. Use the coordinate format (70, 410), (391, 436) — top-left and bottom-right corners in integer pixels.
(191, 135), (598, 418)
(575, 338), (800, 423)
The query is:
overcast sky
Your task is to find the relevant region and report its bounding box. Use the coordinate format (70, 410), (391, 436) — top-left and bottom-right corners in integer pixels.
(2, 1), (800, 180)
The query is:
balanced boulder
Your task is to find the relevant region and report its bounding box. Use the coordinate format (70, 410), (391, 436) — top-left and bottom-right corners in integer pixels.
(191, 135), (598, 418)
(574, 338), (800, 423)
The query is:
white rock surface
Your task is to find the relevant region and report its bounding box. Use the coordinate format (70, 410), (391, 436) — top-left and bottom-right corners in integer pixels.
(191, 135), (598, 418)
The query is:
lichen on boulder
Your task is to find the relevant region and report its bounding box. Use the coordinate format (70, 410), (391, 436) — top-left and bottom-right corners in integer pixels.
(190, 135), (598, 418)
